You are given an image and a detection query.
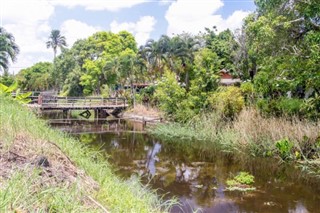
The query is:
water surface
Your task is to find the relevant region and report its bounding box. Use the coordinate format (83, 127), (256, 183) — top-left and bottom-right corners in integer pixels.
(45, 112), (320, 213)
(76, 131), (320, 213)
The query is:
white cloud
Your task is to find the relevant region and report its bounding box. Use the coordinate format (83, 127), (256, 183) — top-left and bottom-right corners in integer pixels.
(50, 0), (147, 11)
(165, 0), (250, 35)
(110, 16), (156, 45)
(2, 0), (54, 23)
(223, 10), (250, 31)
(2, 0), (55, 74)
(159, 0), (172, 6)
(61, 19), (101, 46)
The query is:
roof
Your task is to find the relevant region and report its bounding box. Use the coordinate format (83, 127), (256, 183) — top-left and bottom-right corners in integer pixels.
(220, 78), (241, 85)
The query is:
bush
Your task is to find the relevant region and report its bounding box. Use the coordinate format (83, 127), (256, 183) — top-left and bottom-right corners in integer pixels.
(100, 84), (110, 98)
(240, 81), (255, 104)
(301, 95), (320, 121)
(277, 98), (303, 117)
(275, 138), (294, 160)
(256, 98), (304, 117)
(208, 86), (245, 119)
(154, 70), (186, 119)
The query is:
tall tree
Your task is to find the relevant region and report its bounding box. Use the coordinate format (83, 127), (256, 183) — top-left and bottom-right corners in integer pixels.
(0, 27), (19, 72)
(46, 30), (67, 59)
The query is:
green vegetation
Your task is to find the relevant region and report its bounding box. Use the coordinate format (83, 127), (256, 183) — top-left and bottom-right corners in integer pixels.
(16, 62), (53, 91)
(0, 82), (32, 104)
(226, 172), (256, 191)
(227, 172), (255, 186)
(0, 95), (173, 212)
(0, 27), (19, 72)
(4, 0), (319, 121)
(46, 29), (67, 59)
(0, 0), (319, 208)
(150, 108), (320, 173)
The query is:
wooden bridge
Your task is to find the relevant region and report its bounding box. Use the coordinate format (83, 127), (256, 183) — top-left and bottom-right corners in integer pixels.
(33, 96), (128, 120)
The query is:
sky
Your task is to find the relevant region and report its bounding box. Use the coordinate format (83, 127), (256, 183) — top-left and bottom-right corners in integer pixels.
(0, 0), (256, 74)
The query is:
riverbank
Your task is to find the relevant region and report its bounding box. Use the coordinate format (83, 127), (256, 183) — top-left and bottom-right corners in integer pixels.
(149, 108), (320, 177)
(0, 95), (172, 212)
(123, 104), (164, 125)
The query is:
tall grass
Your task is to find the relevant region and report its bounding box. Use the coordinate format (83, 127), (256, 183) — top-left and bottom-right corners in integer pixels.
(0, 95), (174, 212)
(150, 108), (320, 161)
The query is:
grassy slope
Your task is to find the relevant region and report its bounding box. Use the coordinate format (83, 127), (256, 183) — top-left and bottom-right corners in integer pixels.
(0, 95), (171, 212)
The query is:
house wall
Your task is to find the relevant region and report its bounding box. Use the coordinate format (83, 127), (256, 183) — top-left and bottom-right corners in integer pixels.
(220, 73), (232, 79)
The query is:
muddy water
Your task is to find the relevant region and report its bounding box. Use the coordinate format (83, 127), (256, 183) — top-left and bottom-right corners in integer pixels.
(47, 114), (320, 213)
(72, 131), (320, 213)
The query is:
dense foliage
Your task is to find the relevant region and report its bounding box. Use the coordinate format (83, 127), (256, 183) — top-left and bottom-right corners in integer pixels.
(0, 27), (19, 72)
(16, 62), (53, 91)
(0, 0), (318, 121)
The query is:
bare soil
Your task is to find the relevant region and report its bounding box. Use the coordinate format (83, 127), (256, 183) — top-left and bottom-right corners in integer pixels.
(0, 133), (98, 192)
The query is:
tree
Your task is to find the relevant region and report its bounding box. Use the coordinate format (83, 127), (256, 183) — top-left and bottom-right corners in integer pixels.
(0, 27), (19, 72)
(16, 62), (53, 91)
(46, 30), (67, 59)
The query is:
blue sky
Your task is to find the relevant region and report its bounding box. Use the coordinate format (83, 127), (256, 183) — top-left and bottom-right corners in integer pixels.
(1, 0), (255, 74)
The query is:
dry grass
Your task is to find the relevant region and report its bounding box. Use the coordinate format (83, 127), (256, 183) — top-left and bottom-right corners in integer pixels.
(151, 107), (320, 158)
(233, 108), (320, 146)
(126, 104), (163, 118)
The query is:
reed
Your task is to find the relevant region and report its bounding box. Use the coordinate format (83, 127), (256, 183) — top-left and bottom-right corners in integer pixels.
(150, 108), (320, 162)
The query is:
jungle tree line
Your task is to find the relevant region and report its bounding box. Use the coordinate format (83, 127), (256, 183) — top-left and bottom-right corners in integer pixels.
(2, 0), (319, 120)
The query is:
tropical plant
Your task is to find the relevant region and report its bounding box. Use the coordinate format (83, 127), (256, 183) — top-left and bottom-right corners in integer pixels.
(46, 29), (67, 59)
(0, 82), (31, 104)
(0, 27), (19, 71)
(275, 138), (294, 161)
(208, 86), (245, 119)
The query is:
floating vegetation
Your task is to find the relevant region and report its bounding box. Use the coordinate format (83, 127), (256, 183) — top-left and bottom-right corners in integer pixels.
(226, 172), (256, 191)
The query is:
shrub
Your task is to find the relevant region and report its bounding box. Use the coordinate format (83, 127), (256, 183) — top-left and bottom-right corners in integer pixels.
(154, 70), (186, 119)
(301, 95), (320, 121)
(240, 81), (255, 104)
(275, 138), (294, 160)
(256, 98), (304, 117)
(277, 98), (303, 117)
(208, 86), (245, 119)
(100, 84), (110, 98)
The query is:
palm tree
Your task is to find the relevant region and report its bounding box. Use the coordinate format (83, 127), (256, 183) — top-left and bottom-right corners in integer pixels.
(0, 27), (20, 72)
(46, 30), (67, 59)
(46, 30), (67, 90)
(144, 36), (170, 78)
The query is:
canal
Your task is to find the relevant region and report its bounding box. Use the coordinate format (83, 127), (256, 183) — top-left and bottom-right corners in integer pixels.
(47, 114), (320, 213)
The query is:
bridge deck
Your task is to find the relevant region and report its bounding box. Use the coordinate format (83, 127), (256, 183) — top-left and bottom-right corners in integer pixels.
(31, 96), (128, 112)
(40, 104), (128, 110)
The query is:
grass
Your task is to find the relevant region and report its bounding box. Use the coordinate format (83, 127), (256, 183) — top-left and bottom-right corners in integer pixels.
(149, 108), (320, 174)
(0, 95), (174, 212)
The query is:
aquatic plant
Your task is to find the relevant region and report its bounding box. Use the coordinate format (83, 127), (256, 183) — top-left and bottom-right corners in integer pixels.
(227, 172), (255, 186)
(275, 138), (294, 160)
(226, 172), (255, 191)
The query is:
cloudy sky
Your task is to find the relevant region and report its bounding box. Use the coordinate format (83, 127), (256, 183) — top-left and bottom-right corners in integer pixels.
(1, 0), (255, 74)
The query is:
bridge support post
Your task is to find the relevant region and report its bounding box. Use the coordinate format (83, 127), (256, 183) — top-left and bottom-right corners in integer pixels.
(63, 109), (70, 119)
(94, 109), (98, 123)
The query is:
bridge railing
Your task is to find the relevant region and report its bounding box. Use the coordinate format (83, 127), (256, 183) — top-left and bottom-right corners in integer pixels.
(40, 96), (127, 108)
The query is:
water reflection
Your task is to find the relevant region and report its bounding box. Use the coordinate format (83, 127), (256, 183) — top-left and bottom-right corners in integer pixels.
(145, 142), (161, 178)
(72, 132), (320, 213)
(45, 111), (320, 213)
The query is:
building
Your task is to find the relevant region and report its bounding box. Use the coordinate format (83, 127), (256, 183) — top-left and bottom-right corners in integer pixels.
(220, 69), (241, 86)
